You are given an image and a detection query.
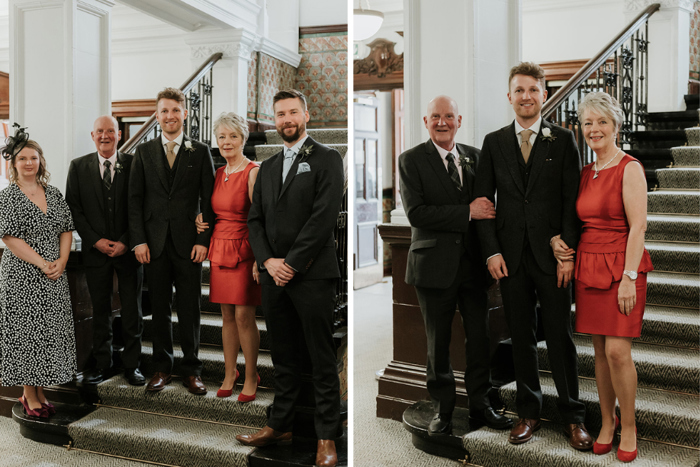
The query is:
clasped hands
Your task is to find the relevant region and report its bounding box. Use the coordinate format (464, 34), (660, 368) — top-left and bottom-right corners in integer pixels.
(40, 258), (67, 281)
(264, 258), (295, 287)
(94, 238), (128, 258)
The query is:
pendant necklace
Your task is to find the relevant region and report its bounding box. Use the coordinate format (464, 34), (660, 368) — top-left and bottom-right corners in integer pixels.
(593, 148), (621, 179)
(224, 157), (247, 182)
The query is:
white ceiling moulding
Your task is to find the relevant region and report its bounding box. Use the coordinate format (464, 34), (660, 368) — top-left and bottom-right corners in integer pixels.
(116, 0), (260, 32)
(354, 0), (384, 41)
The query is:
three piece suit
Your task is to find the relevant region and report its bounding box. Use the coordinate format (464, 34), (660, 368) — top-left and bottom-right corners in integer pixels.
(66, 151), (143, 371)
(398, 139), (492, 415)
(474, 119), (585, 422)
(248, 136), (344, 439)
(128, 135), (215, 376)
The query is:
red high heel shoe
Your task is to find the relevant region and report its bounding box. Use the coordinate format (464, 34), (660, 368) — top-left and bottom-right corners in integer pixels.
(593, 415), (620, 455)
(19, 396), (48, 418)
(41, 401), (56, 415)
(617, 427), (638, 462)
(237, 374), (260, 403)
(217, 369), (239, 398)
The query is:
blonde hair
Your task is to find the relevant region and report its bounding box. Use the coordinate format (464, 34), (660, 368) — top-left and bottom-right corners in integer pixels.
(9, 140), (51, 187)
(213, 112), (249, 144)
(577, 92), (624, 131)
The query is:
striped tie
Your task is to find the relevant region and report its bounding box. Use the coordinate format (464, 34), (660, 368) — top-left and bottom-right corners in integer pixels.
(103, 160), (112, 190)
(445, 153), (461, 191)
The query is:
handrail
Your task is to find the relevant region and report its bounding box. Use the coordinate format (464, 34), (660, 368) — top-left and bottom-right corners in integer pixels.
(542, 3), (660, 118)
(120, 52), (223, 154)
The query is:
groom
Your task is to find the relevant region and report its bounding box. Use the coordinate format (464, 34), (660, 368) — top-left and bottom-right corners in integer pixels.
(238, 89), (344, 467)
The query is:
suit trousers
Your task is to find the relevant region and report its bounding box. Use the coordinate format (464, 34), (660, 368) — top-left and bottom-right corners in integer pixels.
(85, 258), (143, 370)
(262, 278), (340, 439)
(146, 234), (203, 376)
(414, 254), (491, 415)
(499, 246), (585, 423)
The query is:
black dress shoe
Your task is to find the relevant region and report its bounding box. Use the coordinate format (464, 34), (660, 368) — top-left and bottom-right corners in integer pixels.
(125, 368), (146, 386)
(428, 413), (453, 435)
(83, 368), (108, 385)
(469, 407), (514, 430)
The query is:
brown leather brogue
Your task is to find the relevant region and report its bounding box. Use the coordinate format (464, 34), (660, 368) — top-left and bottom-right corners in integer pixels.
(146, 372), (172, 392)
(508, 418), (541, 444)
(564, 423), (593, 451)
(182, 375), (207, 395)
(316, 439), (337, 467)
(236, 426), (293, 447)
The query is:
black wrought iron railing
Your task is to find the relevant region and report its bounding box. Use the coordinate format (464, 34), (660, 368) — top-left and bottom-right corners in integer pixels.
(542, 3), (660, 166)
(120, 52), (223, 154)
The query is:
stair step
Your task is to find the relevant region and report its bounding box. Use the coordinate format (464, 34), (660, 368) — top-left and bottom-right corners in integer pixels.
(647, 271), (700, 309)
(254, 143), (347, 162)
(685, 93), (699, 111)
(646, 214), (700, 243)
(636, 305), (700, 348)
(647, 110), (699, 130)
(645, 241), (700, 274)
(499, 374), (700, 447)
(686, 128), (700, 146)
(264, 128), (348, 145)
(671, 146), (700, 167)
(630, 130), (688, 149)
(68, 407), (254, 467)
(656, 167), (700, 190)
(463, 418), (700, 467)
(95, 375), (271, 428)
(647, 190), (700, 215)
(537, 334), (699, 394)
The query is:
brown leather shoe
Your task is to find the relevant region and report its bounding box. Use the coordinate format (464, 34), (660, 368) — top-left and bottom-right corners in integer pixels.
(316, 439), (337, 467)
(564, 423), (593, 451)
(182, 375), (207, 395)
(146, 372), (171, 392)
(236, 426), (293, 447)
(508, 418), (541, 444)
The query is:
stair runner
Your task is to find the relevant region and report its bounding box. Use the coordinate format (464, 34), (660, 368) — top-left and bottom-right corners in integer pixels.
(67, 129), (348, 467)
(462, 102), (700, 466)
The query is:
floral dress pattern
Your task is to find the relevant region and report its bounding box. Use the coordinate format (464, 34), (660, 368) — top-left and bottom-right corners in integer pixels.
(0, 184), (77, 386)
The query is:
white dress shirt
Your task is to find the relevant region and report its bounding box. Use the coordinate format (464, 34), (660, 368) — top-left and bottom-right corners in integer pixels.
(97, 152), (117, 180)
(161, 131), (185, 157)
(514, 117), (542, 145)
(431, 139), (463, 184)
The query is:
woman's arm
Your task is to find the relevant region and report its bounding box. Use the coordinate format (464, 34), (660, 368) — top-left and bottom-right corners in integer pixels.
(45, 231), (73, 281)
(248, 166), (259, 203)
(2, 235), (49, 272)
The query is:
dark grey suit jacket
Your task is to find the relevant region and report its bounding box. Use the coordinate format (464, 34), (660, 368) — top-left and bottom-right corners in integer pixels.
(474, 119), (581, 275)
(128, 136), (215, 259)
(247, 136), (344, 284)
(399, 139), (482, 289)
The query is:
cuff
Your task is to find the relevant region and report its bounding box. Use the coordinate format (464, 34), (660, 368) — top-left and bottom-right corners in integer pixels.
(486, 253), (501, 265)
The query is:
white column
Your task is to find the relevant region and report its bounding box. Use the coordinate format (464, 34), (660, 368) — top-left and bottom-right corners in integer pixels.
(10, 0), (113, 192)
(625, 0), (694, 112)
(403, 0), (521, 149)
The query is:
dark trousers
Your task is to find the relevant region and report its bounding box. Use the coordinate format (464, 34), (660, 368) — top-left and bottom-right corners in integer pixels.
(499, 246), (585, 423)
(146, 235), (203, 376)
(414, 254), (491, 415)
(85, 258), (143, 370)
(262, 278), (340, 439)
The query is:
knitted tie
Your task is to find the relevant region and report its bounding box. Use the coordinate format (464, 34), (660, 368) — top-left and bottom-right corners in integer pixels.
(282, 148), (296, 182)
(165, 141), (177, 168)
(445, 153), (462, 191)
(103, 160), (112, 190)
(520, 129), (535, 163)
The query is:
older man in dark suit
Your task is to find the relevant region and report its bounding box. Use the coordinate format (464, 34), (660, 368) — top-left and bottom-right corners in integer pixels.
(66, 115), (145, 386)
(398, 95), (512, 436)
(474, 62), (591, 449)
(129, 87), (215, 395)
(236, 89), (344, 467)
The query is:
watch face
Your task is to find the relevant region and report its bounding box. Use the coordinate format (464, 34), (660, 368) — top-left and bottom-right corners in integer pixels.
(625, 271), (638, 280)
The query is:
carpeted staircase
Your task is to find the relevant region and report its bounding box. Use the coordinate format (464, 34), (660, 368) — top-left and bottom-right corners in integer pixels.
(462, 97), (700, 466)
(64, 128), (348, 466)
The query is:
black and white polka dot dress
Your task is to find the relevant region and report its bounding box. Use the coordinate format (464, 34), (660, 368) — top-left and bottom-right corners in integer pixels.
(0, 183), (77, 387)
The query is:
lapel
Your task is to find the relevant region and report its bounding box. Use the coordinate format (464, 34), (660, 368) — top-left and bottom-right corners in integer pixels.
(269, 149), (284, 202)
(525, 119), (553, 195)
(456, 144), (475, 197)
(149, 138), (170, 192)
(278, 136), (315, 201)
(497, 122), (526, 195)
(425, 139), (461, 203)
(88, 152), (105, 211)
(114, 152), (127, 211)
(170, 136), (191, 193)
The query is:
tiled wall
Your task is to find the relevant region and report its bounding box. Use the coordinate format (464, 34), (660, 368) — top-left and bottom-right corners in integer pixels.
(691, 3), (699, 81)
(246, 52), (297, 126)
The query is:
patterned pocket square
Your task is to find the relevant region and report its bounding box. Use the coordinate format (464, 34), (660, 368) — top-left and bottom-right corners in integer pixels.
(297, 162), (311, 174)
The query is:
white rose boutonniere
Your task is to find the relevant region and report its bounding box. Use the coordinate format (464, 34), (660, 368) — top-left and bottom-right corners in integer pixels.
(298, 144), (314, 162)
(184, 140), (195, 153)
(114, 162), (124, 174)
(459, 154), (474, 171)
(540, 127), (557, 143)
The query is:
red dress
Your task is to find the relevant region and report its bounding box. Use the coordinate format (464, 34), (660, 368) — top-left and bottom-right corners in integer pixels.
(574, 154), (653, 337)
(208, 162), (261, 305)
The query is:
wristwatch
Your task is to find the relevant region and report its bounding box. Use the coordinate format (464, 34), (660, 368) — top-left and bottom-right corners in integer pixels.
(623, 270), (638, 280)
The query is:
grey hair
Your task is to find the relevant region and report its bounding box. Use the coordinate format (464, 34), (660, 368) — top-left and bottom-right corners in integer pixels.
(577, 92), (623, 131)
(213, 112), (249, 143)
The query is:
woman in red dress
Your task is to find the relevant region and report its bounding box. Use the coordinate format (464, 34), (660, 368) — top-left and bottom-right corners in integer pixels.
(552, 92), (652, 462)
(197, 112), (261, 401)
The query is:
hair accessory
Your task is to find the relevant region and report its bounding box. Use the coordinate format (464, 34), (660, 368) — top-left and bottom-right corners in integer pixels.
(2, 123), (30, 161)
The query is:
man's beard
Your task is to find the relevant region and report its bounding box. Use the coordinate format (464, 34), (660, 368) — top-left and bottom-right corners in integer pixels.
(277, 121), (306, 143)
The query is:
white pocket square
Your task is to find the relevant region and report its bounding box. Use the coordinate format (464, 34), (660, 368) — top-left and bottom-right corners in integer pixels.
(297, 162), (311, 174)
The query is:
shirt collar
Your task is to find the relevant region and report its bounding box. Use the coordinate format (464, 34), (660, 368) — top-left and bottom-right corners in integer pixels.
(514, 116), (542, 137)
(98, 151), (118, 165)
(431, 139), (459, 162)
(284, 135), (310, 157)
(161, 131), (184, 149)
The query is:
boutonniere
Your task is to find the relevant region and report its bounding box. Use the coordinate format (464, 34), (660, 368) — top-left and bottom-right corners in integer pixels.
(114, 162), (124, 174)
(298, 144), (314, 162)
(459, 154), (474, 171)
(540, 127), (557, 142)
(184, 140), (195, 153)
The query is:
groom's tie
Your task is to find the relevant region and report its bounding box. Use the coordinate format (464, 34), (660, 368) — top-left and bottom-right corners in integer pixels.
(165, 141), (177, 168)
(520, 129), (535, 163)
(282, 148), (296, 182)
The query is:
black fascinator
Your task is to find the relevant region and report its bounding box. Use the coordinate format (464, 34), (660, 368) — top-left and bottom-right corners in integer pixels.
(1, 123), (30, 161)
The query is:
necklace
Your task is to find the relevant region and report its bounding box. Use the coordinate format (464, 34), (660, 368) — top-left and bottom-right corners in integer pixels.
(224, 157), (248, 182)
(19, 182), (41, 197)
(593, 148), (622, 179)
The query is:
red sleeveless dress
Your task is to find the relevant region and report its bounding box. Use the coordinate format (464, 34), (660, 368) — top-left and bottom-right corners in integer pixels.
(574, 154), (653, 337)
(208, 162), (261, 305)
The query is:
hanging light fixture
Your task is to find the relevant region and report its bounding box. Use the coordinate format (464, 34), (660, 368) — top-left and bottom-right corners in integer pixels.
(354, 0), (384, 42)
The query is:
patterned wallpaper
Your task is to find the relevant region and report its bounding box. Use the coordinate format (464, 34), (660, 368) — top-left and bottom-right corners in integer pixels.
(691, 3), (699, 80)
(246, 52), (297, 126)
(247, 52), (258, 121)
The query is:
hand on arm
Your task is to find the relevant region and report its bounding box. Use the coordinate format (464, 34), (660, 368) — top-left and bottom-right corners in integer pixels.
(469, 197), (495, 220)
(550, 235), (575, 264)
(195, 213), (209, 234)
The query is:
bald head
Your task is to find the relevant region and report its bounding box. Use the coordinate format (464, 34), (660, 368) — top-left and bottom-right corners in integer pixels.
(424, 95), (462, 151)
(91, 115), (121, 158)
